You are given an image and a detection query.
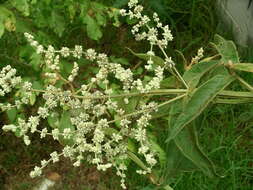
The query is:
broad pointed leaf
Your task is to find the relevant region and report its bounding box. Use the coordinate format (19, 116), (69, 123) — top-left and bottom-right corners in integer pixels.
(183, 60), (219, 88)
(166, 74), (234, 142)
(165, 100), (218, 178)
(211, 34), (239, 63)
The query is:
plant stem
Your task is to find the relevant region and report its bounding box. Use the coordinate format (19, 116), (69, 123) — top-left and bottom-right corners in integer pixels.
(107, 94), (187, 125)
(158, 44), (189, 89)
(235, 74), (253, 92)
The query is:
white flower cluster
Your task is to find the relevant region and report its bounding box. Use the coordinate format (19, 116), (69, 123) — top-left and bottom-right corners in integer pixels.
(1, 33), (164, 188)
(191, 47), (204, 64)
(120, 0), (175, 72)
(0, 65), (21, 96)
(0, 1), (185, 188)
(120, 0), (173, 46)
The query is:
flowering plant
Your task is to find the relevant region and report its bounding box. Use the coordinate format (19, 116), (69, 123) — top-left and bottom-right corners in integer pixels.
(1, 0), (253, 189)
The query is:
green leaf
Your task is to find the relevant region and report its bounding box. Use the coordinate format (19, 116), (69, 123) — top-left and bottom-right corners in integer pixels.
(29, 93), (36, 105)
(127, 151), (148, 171)
(167, 100), (219, 177)
(0, 6), (16, 32)
(95, 13), (107, 26)
(174, 124), (217, 177)
(7, 108), (17, 123)
(183, 61), (219, 88)
(10, 0), (29, 16)
(83, 15), (102, 41)
(30, 52), (42, 71)
(230, 63), (253, 73)
(149, 138), (167, 167)
(59, 111), (75, 145)
(166, 74), (234, 142)
(163, 185), (174, 190)
(211, 34), (239, 63)
(47, 112), (60, 128)
(0, 22), (4, 38)
(50, 11), (66, 37)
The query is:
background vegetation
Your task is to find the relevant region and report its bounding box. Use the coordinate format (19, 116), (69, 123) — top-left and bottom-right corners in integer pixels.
(0, 0), (252, 189)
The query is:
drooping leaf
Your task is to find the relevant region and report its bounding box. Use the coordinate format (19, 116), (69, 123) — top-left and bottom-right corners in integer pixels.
(166, 74), (234, 142)
(165, 100), (217, 178)
(183, 60), (219, 88)
(211, 34), (239, 63)
(174, 124), (217, 177)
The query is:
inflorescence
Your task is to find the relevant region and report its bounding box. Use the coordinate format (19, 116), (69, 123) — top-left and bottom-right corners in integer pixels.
(0, 0), (189, 188)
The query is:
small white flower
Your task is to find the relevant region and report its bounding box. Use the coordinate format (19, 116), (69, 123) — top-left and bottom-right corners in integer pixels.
(30, 166), (42, 178)
(50, 151), (59, 163)
(40, 128), (48, 138)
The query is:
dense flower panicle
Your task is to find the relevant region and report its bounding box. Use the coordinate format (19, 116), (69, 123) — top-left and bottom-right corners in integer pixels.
(0, 1), (187, 189)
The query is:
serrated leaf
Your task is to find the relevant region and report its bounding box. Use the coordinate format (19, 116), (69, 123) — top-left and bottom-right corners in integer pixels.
(83, 15), (102, 41)
(166, 74), (234, 142)
(183, 61), (219, 88)
(230, 63), (253, 73)
(211, 34), (239, 63)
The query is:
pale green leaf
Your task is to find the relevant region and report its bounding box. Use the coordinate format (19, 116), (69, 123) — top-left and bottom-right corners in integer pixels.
(231, 63), (253, 73)
(50, 11), (66, 37)
(83, 15), (102, 41)
(165, 100), (217, 178)
(10, 0), (29, 16)
(166, 74), (234, 142)
(7, 108), (17, 123)
(211, 34), (239, 63)
(183, 61), (219, 88)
